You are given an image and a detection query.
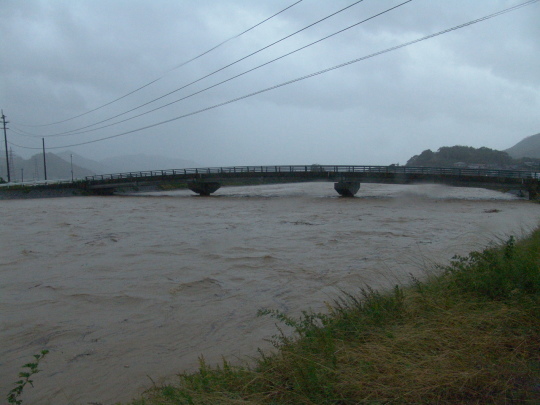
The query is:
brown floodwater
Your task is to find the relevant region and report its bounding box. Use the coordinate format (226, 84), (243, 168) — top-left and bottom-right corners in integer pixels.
(1, 182), (538, 404)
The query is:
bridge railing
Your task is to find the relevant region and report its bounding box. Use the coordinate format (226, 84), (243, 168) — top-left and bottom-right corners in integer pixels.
(85, 165), (540, 182)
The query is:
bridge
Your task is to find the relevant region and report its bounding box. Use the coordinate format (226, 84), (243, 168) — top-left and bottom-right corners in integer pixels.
(84, 165), (540, 199)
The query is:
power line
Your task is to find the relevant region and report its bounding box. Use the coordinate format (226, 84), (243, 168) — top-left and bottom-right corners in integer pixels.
(9, 0), (538, 151)
(168, 0), (304, 72)
(13, 0), (304, 128)
(21, 0), (368, 137)
(27, 0), (412, 139)
(8, 126), (39, 137)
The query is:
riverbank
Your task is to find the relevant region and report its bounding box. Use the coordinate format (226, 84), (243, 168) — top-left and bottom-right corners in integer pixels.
(0, 178), (306, 199)
(132, 228), (540, 404)
(0, 181), (90, 199)
(0, 188), (88, 199)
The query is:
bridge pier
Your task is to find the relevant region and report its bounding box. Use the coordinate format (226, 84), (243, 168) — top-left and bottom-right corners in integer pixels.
(187, 181), (221, 196)
(334, 181), (360, 197)
(527, 183), (538, 200)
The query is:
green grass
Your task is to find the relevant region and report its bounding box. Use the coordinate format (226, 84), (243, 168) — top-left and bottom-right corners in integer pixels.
(129, 229), (540, 404)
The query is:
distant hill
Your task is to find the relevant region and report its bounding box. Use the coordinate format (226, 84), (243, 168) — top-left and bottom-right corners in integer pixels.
(99, 154), (199, 173)
(0, 151), (200, 182)
(57, 151), (113, 175)
(58, 152), (199, 174)
(505, 133), (540, 159)
(406, 146), (513, 167)
(0, 152), (95, 182)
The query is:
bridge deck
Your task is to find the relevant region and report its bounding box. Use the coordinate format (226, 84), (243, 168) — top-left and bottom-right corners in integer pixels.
(86, 165), (539, 183)
(84, 165), (540, 198)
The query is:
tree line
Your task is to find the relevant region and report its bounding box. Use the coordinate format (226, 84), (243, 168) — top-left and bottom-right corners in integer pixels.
(406, 146), (539, 169)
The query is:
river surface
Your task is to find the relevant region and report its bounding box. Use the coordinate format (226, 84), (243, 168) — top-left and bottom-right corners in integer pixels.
(1, 182), (539, 404)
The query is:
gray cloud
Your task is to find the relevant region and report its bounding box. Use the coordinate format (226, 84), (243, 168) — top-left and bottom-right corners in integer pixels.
(1, 0), (539, 167)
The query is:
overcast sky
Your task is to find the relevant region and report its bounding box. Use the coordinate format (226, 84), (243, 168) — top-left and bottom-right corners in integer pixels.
(1, 0), (539, 167)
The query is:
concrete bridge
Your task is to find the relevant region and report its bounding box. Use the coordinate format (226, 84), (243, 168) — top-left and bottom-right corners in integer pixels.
(84, 165), (540, 199)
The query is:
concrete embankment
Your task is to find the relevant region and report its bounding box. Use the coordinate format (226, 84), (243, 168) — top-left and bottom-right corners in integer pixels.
(0, 188), (88, 200)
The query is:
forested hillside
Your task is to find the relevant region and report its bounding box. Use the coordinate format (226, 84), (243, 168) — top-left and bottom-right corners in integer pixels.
(406, 146), (514, 167)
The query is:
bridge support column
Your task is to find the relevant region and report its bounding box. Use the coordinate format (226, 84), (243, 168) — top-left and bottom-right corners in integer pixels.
(187, 181), (221, 196)
(527, 184), (538, 200)
(334, 181), (360, 197)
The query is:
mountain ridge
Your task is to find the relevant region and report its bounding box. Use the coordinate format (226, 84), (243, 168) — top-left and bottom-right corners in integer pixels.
(0, 152), (200, 182)
(505, 133), (540, 159)
(405, 133), (540, 169)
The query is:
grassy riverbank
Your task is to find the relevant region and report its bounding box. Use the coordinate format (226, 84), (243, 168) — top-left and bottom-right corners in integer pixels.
(131, 229), (540, 404)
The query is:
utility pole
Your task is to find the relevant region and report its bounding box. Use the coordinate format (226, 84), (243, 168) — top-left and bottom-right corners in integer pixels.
(9, 148), (15, 181)
(70, 153), (74, 181)
(2, 110), (10, 182)
(42, 138), (47, 181)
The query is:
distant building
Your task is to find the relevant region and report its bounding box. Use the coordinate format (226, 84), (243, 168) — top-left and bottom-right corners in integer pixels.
(468, 164), (487, 169)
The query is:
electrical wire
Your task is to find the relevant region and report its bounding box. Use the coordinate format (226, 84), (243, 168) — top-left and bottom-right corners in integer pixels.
(168, 0), (303, 71)
(9, 0), (538, 151)
(27, 0), (412, 139)
(20, 0), (368, 137)
(8, 127), (37, 137)
(13, 0), (303, 127)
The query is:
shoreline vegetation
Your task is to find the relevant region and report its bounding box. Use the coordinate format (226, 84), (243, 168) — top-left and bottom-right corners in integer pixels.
(127, 228), (540, 404)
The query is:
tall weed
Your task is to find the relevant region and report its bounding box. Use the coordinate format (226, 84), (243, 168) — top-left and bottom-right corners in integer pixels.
(445, 234), (540, 300)
(7, 350), (49, 405)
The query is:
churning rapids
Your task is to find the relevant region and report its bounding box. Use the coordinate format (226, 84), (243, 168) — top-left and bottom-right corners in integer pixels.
(1, 182), (539, 404)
